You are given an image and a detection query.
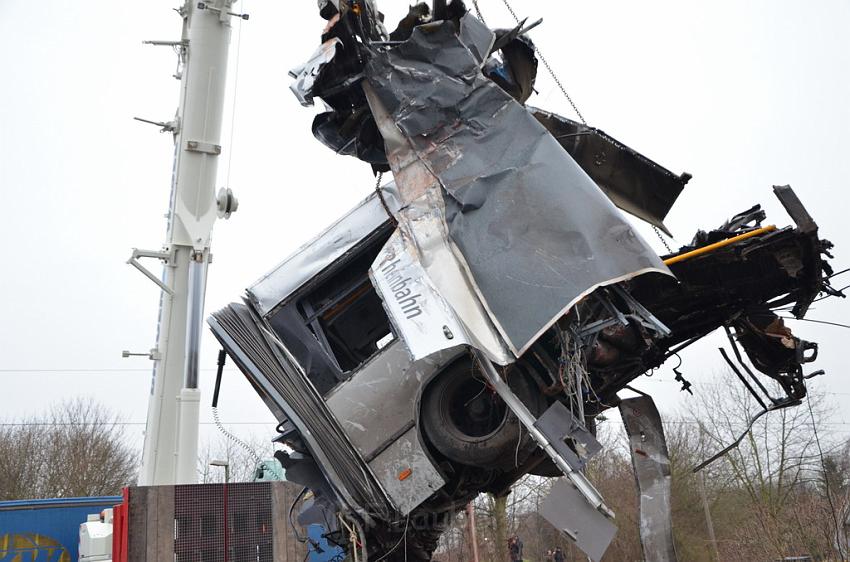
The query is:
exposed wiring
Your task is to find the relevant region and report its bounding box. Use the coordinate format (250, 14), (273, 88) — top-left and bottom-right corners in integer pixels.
(773, 276), (848, 313)
(463, 381), (488, 408)
(338, 514), (369, 562)
(773, 270), (849, 312)
(210, 348), (264, 469)
(372, 512), (411, 562)
(289, 486), (309, 543)
(353, 518), (368, 562)
(338, 515), (358, 562)
(692, 407), (775, 473)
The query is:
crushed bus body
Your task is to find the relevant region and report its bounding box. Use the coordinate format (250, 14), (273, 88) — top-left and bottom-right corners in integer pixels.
(208, 2), (836, 560)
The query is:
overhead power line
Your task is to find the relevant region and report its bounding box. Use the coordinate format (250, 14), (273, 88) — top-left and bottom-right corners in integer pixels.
(663, 420), (850, 427)
(0, 368), (241, 373)
(4, 419), (849, 428)
(0, 421), (274, 427)
(781, 316), (850, 330)
(637, 379), (850, 396)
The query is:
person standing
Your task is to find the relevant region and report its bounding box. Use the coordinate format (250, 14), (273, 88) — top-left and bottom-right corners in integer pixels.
(508, 535), (524, 562)
(553, 546), (566, 562)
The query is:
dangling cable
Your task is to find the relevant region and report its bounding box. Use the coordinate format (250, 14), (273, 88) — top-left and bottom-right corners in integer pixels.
(289, 486), (309, 543)
(211, 349), (263, 468)
(372, 512), (411, 562)
(225, 0), (247, 188)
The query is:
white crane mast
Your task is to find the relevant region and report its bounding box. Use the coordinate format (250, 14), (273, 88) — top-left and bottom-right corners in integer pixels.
(132, 0), (241, 486)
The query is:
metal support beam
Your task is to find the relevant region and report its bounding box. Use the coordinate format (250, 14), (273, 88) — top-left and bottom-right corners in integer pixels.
(471, 349), (613, 517)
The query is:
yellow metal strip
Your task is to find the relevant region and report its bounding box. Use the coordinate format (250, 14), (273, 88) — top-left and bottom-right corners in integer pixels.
(663, 225), (777, 266)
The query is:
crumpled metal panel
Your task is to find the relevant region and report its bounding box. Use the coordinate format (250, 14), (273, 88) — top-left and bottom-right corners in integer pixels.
(364, 14), (671, 357)
(531, 108), (689, 236)
(540, 480), (618, 562)
(288, 38), (342, 106)
(209, 304), (395, 522)
(620, 395), (678, 562)
(533, 401), (603, 471)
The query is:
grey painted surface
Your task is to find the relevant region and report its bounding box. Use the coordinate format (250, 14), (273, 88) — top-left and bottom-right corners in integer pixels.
(540, 480), (618, 562)
(368, 427), (446, 516)
(620, 395), (678, 562)
(325, 341), (462, 460)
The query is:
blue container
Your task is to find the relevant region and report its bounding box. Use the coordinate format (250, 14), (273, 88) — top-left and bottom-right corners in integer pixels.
(0, 496), (122, 562)
(307, 523), (345, 562)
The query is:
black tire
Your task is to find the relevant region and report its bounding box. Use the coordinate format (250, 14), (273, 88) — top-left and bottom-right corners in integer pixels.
(420, 360), (542, 469)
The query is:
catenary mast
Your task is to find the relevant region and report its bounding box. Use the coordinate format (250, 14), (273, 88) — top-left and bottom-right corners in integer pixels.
(131, 0), (241, 486)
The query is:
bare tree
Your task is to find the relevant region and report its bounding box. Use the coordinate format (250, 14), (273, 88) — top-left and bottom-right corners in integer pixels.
(0, 417), (43, 500)
(435, 372), (844, 562)
(197, 431), (276, 483)
(685, 371), (841, 560)
(0, 398), (138, 500)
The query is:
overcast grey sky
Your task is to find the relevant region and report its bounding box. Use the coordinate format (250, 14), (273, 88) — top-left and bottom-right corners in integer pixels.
(1, 0), (848, 453)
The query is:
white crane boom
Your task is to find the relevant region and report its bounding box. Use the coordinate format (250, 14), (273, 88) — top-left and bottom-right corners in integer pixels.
(133, 0), (240, 486)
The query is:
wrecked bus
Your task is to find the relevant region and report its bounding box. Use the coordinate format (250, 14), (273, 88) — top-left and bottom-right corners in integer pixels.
(208, 2), (836, 560)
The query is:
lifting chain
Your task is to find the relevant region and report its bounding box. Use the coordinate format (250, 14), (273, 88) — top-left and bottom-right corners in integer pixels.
(494, 0), (588, 125)
(486, 1), (683, 253)
(471, 0), (487, 24)
(653, 225), (674, 254)
(374, 171), (397, 225)
(472, 3), (679, 256)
